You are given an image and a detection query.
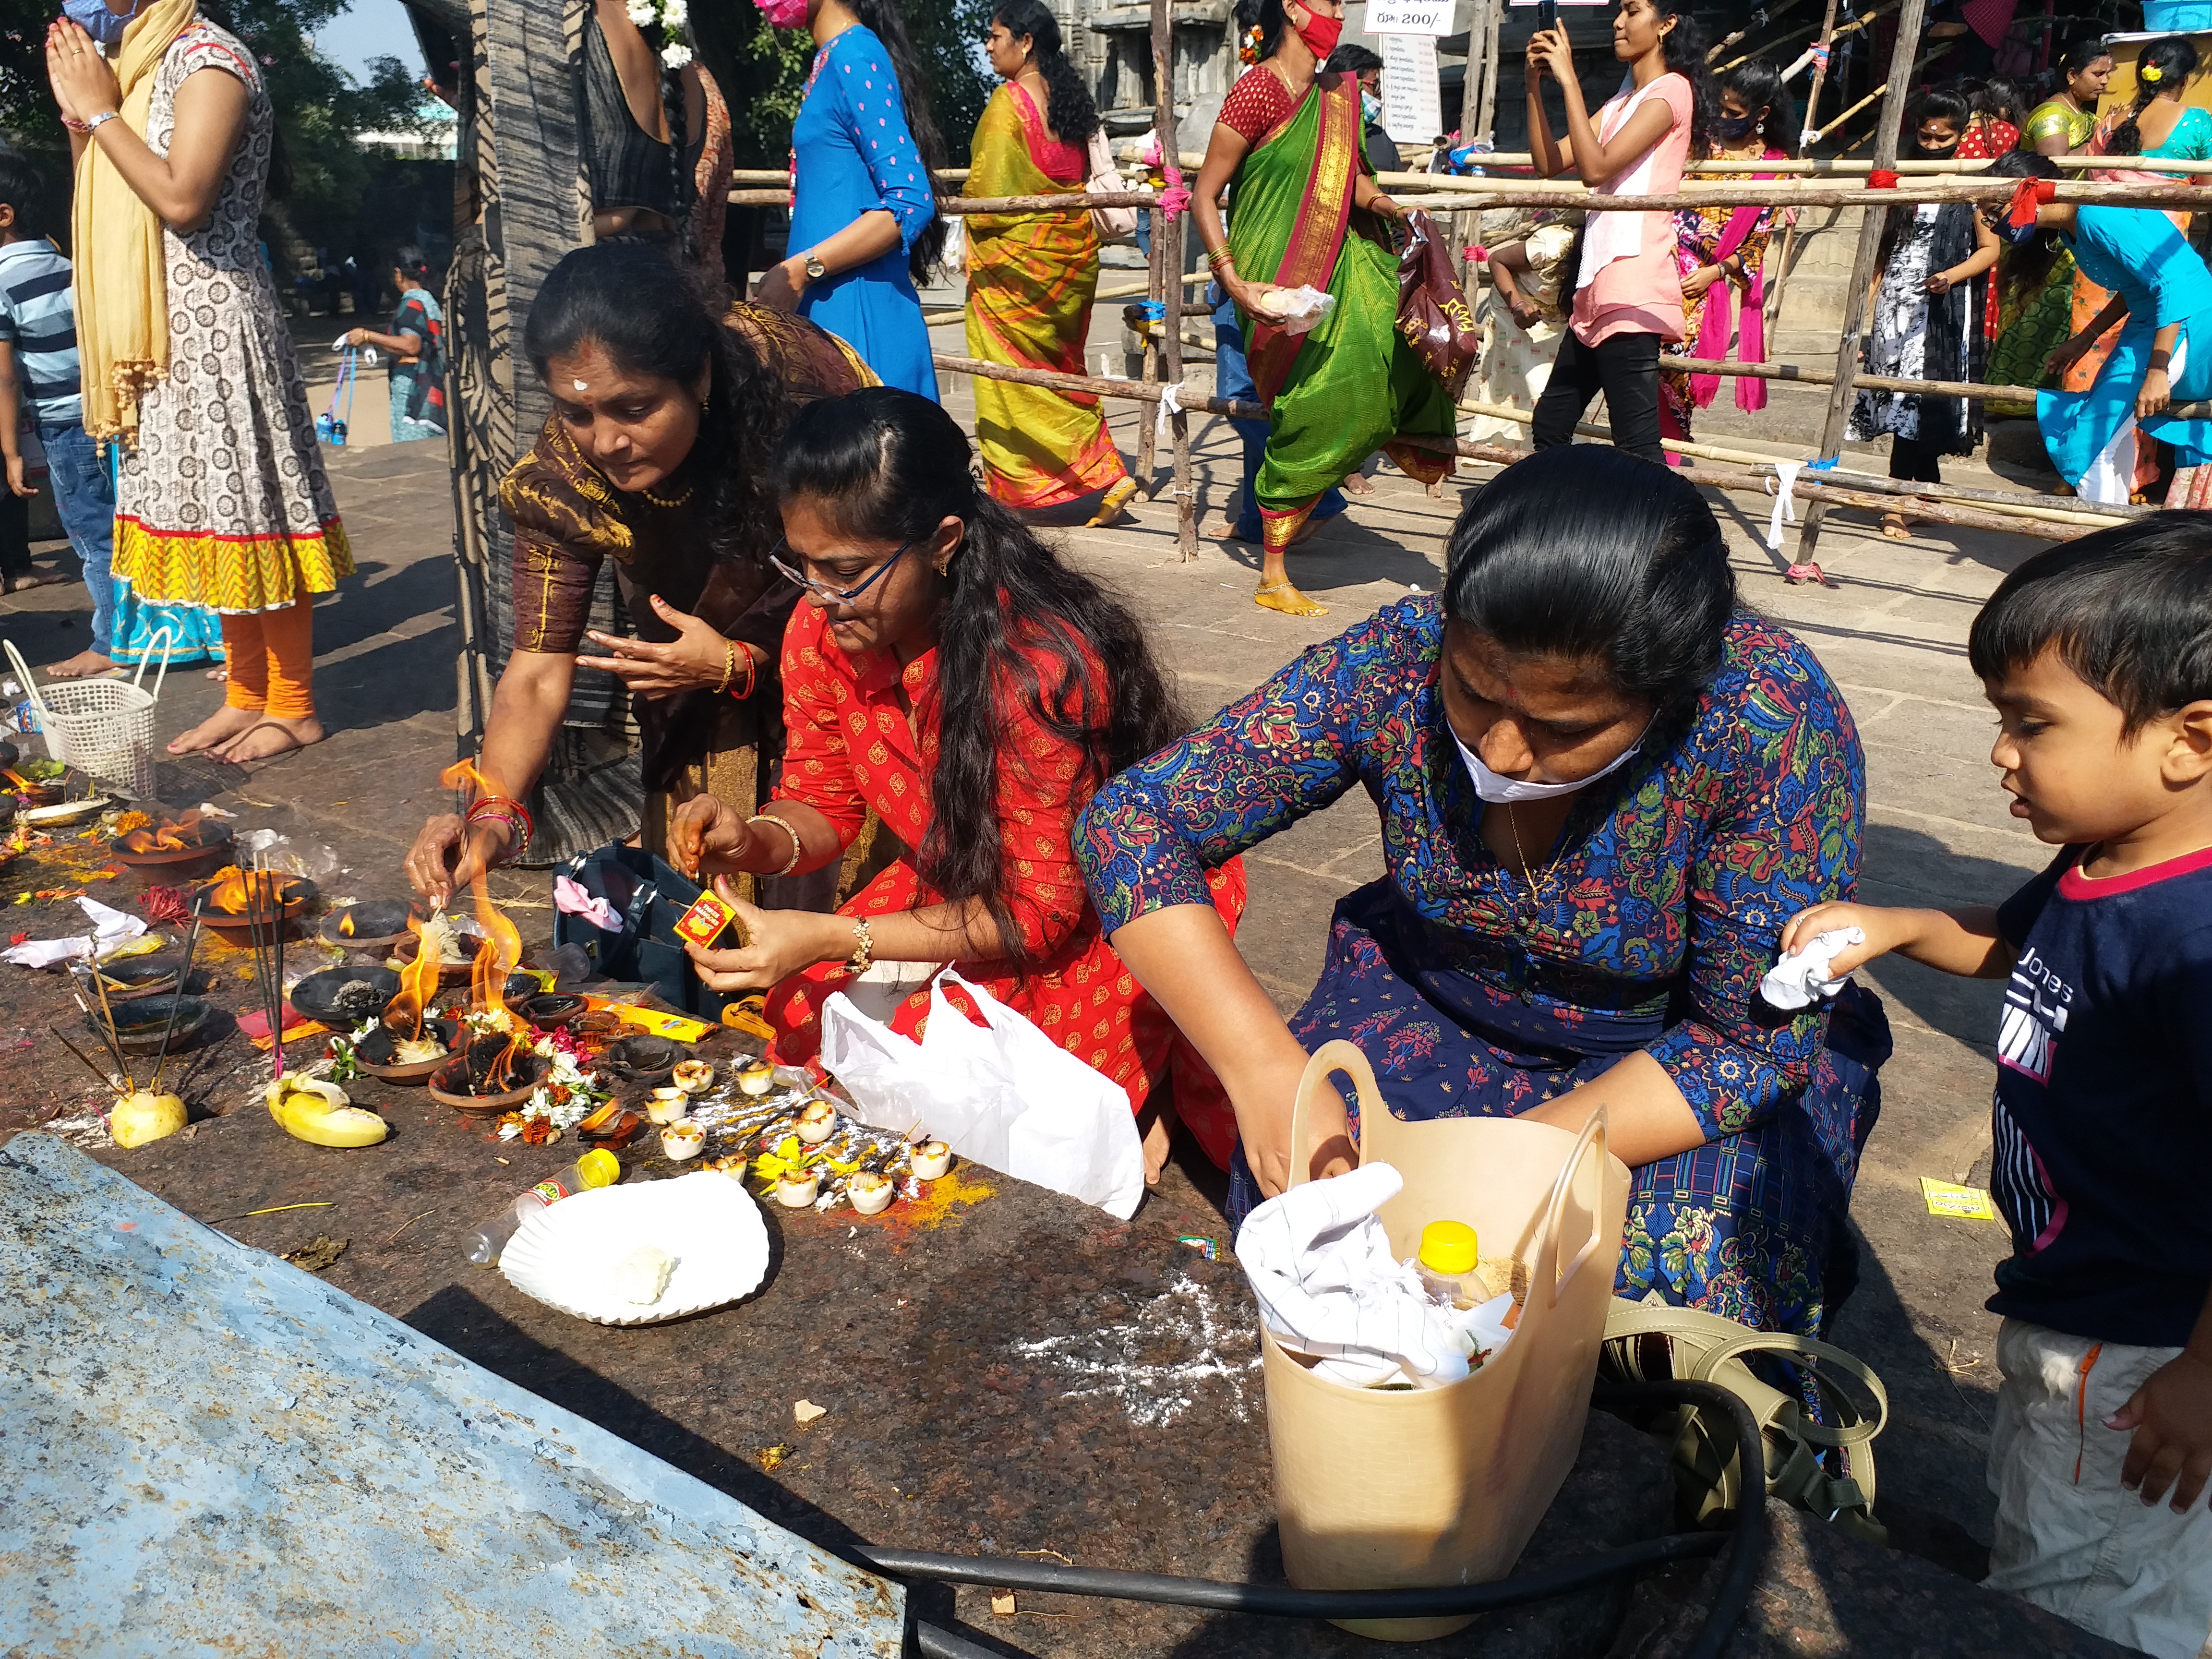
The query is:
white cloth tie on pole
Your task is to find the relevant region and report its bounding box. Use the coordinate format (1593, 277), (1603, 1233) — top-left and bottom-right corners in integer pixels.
(1155, 380), (1185, 442)
(1766, 458), (1804, 551)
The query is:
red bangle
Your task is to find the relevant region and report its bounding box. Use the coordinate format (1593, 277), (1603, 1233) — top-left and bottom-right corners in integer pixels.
(465, 794), (534, 860)
(728, 646), (758, 701)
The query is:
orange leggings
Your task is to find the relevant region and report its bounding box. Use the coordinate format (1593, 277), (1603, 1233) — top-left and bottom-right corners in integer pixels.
(221, 599), (316, 721)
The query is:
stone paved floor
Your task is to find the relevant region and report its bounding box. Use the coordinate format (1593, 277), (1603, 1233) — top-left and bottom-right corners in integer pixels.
(0, 348), (2057, 1575)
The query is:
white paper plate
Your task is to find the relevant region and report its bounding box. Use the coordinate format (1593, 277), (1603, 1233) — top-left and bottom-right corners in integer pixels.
(500, 1172), (769, 1326)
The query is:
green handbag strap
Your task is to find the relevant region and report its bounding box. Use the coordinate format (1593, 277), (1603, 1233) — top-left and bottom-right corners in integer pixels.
(1601, 1299), (1890, 1537)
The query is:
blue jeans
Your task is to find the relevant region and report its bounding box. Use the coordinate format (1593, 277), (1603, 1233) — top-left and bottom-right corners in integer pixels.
(1210, 283), (1345, 541)
(39, 420), (115, 654)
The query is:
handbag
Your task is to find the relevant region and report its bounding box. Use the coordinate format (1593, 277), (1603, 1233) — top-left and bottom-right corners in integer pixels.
(1085, 128), (1138, 241)
(1395, 209), (1481, 401)
(551, 842), (737, 1022)
(315, 346), (356, 447)
(1599, 1298), (1890, 1545)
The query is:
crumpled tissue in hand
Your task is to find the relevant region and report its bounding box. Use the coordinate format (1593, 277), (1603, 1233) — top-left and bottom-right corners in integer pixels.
(1236, 1161), (1510, 1389)
(1759, 926), (1866, 1011)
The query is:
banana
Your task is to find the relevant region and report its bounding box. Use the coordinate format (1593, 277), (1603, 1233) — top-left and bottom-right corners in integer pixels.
(265, 1076), (388, 1149)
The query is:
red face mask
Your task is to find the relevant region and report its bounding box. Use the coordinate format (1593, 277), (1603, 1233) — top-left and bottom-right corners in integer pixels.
(1294, 3), (1344, 58)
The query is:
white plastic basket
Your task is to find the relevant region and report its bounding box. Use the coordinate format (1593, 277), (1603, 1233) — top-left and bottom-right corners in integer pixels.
(4, 630), (173, 800)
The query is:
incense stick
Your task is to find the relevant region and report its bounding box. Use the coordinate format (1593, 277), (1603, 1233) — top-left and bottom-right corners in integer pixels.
(149, 915), (202, 1096)
(72, 986), (129, 1080)
(48, 1025), (119, 1090)
(87, 955), (132, 1093)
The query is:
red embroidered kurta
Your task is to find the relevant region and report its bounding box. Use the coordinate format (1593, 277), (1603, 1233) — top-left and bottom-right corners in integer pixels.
(765, 600), (1250, 1169)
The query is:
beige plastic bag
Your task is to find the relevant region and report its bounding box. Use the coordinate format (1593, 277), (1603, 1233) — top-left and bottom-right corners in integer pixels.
(1259, 1040), (1632, 1641)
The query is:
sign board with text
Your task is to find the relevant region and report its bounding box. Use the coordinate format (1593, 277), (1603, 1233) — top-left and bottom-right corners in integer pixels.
(1380, 34), (1444, 144)
(1366, 0), (1458, 35)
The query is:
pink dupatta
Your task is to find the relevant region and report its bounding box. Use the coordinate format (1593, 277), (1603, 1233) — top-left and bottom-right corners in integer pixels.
(1687, 151), (1784, 413)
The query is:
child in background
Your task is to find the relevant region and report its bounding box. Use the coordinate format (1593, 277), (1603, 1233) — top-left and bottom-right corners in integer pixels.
(0, 149), (115, 674)
(1782, 519), (2212, 1659)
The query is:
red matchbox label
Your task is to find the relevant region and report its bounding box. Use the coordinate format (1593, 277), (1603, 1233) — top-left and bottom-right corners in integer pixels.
(674, 890), (737, 949)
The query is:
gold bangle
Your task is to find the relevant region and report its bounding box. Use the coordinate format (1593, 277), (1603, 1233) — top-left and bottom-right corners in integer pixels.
(747, 812), (804, 878)
(715, 640), (735, 695)
(846, 916), (873, 976)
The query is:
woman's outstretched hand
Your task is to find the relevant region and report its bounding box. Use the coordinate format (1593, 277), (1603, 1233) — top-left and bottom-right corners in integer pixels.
(46, 18), (119, 124)
(577, 595), (737, 700)
(669, 793), (752, 880)
(683, 880), (842, 992)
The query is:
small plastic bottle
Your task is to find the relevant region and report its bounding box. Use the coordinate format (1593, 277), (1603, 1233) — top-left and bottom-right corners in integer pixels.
(464, 1148), (621, 1267)
(1416, 1219), (1480, 1310)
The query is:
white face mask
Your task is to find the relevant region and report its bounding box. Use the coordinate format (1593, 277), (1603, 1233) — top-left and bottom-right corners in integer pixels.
(1452, 723), (1647, 803)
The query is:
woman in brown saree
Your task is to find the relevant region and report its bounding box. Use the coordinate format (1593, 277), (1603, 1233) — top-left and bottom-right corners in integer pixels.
(403, 241), (873, 905)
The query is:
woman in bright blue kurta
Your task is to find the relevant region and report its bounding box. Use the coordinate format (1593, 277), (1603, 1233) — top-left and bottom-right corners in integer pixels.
(1075, 449), (1888, 1337)
(2041, 201), (2212, 503)
(771, 14), (940, 400)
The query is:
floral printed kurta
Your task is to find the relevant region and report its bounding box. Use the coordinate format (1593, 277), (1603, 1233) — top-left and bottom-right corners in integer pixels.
(1075, 597), (1888, 1335)
(767, 600), (1249, 1168)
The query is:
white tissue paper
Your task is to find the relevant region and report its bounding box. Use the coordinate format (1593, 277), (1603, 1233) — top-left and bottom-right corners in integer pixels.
(1, 896), (148, 969)
(1759, 926), (1866, 1011)
(1235, 1162), (1512, 1389)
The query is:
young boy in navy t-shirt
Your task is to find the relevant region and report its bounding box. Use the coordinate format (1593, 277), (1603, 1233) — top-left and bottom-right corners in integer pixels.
(1786, 519), (2212, 1659)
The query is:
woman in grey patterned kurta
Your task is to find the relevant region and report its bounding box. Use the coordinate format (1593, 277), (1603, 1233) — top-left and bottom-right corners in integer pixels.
(60, 6), (351, 760)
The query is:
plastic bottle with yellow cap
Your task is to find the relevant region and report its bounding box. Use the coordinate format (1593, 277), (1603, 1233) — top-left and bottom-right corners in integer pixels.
(1416, 1219), (1480, 1310)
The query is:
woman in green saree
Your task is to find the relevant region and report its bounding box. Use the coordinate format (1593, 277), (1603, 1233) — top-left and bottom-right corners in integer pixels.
(1193, 0), (1458, 618)
(966, 1), (1138, 523)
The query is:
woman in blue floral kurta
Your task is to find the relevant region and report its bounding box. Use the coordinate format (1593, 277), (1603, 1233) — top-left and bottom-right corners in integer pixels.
(1076, 450), (1888, 1337)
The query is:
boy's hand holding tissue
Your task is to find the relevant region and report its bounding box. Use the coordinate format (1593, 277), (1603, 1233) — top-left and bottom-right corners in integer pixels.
(1776, 899), (2017, 997)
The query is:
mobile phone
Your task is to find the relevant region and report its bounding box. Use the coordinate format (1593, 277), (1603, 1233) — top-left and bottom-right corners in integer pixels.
(1537, 0), (1558, 33)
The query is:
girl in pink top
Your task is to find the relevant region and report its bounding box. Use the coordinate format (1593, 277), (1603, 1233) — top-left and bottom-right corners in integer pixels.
(1524, 0), (1714, 463)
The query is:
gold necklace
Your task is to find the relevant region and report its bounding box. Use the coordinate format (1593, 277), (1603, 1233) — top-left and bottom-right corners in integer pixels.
(1505, 803), (1575, 926)
(640, 480), (695, 509)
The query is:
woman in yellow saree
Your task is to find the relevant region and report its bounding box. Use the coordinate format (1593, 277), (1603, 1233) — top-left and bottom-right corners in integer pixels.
(966, 1), (1138, 524)
(1194, 0), (1458, 617)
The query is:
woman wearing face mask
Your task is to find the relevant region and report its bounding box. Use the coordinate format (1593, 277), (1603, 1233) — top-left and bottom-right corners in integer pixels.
(1846, 93), (1999, 538)
(46, 0), (350, 758)
(1192, 0), (1459, 619)
(1077, 447), (1884, 1336)
(403, 241), (873, 907)
(754, 0), (946, 401)
(1659, 58), (1793, 450)
(964, 0), (1137, 525)
(1526, 0), (1715, 465)
(1999, 153), (2212, 506)
(671, 389), (1249, 1186)
(1990, 42), (2112, 420)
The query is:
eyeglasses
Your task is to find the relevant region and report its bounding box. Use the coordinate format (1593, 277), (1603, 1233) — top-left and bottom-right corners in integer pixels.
(769, 535), (918, 606)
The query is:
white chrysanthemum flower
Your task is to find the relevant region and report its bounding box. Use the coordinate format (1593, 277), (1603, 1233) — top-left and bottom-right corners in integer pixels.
(660, 40), (693, 69)
(663, 0), (688, 26)
(626, 0), (656, 25)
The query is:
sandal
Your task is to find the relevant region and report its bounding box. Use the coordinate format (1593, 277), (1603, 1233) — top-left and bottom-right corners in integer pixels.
(1086, 476), (1142, 527)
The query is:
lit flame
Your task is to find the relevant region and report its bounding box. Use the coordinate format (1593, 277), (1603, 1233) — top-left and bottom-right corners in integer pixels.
(437, 756), (529, 1091)
(338, 913), (356, 937)
(205, 865), (288, 915)
(385, 914), (447, 1042)
(121, 809), (208, 854)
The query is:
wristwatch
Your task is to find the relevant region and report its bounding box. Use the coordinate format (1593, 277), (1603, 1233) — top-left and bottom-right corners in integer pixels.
(803, 250), (828, 282)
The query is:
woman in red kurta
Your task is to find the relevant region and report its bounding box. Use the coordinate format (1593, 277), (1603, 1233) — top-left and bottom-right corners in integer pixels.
(673, 386), (1247, 1177)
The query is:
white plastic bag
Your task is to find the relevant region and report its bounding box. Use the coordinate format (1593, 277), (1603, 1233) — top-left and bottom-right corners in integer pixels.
(818, 968), (1146, 1219)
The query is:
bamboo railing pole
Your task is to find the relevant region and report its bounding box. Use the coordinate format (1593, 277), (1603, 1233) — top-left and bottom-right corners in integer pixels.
(1765, 0), (1844, 332)
(1153, 0), (1197, 559)
(1477, 0), (1505, 144)
(729, 178), (2212, 214)
(1796, 0), (1928, 571)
